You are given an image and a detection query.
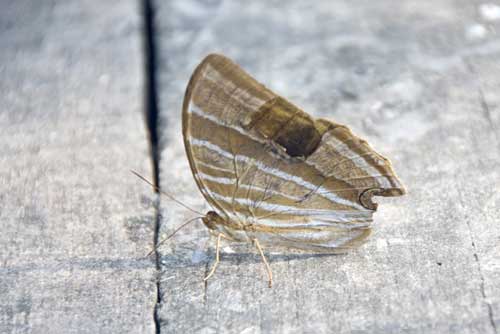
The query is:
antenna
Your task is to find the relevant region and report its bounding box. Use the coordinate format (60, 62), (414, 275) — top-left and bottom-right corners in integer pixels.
(131, 170), (204, 216)
(146, 216), (202, 256)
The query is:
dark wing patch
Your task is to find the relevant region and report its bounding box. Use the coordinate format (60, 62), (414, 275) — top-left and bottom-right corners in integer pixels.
(246, 96), (323, 158)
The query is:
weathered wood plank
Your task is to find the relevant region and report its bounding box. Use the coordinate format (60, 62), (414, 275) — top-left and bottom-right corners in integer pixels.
(154, 1), (500, 333)
(0, 1), (156, 333)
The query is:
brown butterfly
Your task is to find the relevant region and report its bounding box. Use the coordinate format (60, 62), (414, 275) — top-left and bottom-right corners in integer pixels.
(178, 54), (405, 285)
(175, 54), (405, 287)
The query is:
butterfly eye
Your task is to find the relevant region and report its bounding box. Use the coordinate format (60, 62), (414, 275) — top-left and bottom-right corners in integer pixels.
(202, 213), (217, 230)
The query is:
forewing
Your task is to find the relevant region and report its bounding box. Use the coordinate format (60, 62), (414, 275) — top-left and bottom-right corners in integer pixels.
(182, 54), (405, 249)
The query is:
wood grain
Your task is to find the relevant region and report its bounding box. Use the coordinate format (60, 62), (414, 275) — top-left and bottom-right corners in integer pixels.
(0, 1), (156, 333)
(154, 1), (500, 333)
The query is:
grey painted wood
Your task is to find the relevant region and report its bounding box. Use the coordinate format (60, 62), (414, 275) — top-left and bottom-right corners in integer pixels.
(154, 1), (500, 333)
(0, 1), (156, 333)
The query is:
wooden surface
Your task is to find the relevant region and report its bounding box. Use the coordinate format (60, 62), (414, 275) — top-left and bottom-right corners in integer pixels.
(0, 1), (156, 333)
(1, 1), (499, 333)
(154, 1), (500, 333)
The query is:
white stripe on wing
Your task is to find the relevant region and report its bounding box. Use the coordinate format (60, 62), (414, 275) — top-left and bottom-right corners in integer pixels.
(190, 138), (365, 210)
(322, 133), (392, 188)
(196, 171), (303, 202)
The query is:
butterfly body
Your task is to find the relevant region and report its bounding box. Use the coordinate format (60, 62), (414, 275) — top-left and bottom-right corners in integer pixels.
(183, 54), (405, 253)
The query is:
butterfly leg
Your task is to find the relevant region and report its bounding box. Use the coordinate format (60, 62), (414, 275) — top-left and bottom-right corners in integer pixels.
(253, 238), (273, 288)
(204, 233), (227, 282)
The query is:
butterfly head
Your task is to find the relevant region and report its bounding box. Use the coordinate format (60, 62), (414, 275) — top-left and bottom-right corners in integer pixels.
(202, 211), (225, 230)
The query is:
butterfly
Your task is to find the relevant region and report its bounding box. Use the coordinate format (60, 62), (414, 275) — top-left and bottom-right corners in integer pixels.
(179, 54), (405, 287)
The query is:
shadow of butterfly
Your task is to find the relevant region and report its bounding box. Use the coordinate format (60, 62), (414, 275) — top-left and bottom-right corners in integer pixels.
(180, 54), (405, 287)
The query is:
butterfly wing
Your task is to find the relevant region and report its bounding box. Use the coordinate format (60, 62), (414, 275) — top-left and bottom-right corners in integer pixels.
(182, 54), (405, 251)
